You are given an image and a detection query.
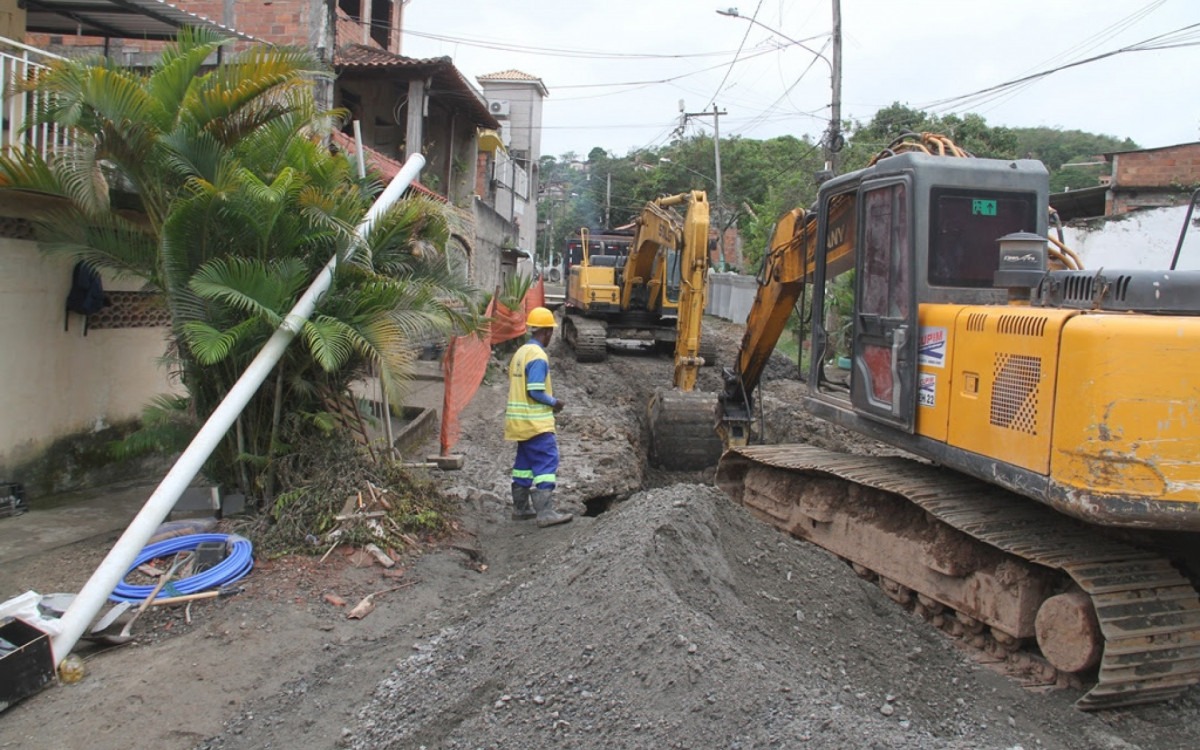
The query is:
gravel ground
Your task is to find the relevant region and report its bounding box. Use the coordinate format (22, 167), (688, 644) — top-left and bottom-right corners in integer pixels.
(2, 317), (1199, 750)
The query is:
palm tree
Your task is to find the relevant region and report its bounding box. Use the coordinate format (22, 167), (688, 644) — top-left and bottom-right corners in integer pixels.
(0, 28), (483, 500)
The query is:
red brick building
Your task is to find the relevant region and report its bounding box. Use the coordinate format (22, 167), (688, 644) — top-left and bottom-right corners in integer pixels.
(1051, 142), (1200, 220)
(1105, 142), (1200, 215)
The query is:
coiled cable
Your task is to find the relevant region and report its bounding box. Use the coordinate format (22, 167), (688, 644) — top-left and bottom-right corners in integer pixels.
(110, 533), (254, 602)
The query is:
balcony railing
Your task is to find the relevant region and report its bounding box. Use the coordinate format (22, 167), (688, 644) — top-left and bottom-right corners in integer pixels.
(0, 35), (71, 158)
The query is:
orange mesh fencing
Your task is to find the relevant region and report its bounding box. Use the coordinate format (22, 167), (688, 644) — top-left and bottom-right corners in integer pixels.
(439, 286), (546, 454)
(489, 299), (527, 344)
(524, 276), (546, 313)
(439, 317), (492, 455)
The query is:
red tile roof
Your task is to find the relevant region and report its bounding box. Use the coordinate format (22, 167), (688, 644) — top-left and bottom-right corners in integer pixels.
(334, 45), (500, 129)
(477, 70), (548, 97)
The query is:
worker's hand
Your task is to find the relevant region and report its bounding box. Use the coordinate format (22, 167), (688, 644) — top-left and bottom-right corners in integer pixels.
(552, 398), (566, 413)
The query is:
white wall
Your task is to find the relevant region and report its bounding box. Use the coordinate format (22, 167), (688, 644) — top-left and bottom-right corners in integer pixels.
(0, 238), (175, 471)
(1062, 205), (1199, 271)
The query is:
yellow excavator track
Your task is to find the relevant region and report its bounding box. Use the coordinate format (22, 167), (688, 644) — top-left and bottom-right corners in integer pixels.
(716, 444), (1200, 709)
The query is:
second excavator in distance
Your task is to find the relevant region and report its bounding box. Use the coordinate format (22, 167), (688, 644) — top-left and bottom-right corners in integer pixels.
(563, 191), (723, 470)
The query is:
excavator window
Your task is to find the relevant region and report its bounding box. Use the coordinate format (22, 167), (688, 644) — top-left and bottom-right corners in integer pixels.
(855, 182), (911, 412)
(663, 249), (682, 303)
(928, 188), (1038, 288)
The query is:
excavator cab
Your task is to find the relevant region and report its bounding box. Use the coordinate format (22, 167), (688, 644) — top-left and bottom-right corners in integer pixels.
(802, 153), (1046, 439)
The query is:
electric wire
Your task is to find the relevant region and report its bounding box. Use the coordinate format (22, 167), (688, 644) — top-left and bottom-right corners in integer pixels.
(402, 27), (779, 60)
(705, 0), (765, 110)
(924, 21), (1200, 114)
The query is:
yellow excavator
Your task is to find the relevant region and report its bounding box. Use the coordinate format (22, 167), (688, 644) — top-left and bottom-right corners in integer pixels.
(714, 133), (1200, 709)
(564, 191), (723, 469)
(562, 192), (719, 367)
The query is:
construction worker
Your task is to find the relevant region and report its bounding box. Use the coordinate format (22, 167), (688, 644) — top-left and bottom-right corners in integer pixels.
(505, 306), (573, 528)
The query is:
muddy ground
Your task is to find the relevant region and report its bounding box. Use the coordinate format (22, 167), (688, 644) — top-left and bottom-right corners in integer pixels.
(2, 318), (1199, 749)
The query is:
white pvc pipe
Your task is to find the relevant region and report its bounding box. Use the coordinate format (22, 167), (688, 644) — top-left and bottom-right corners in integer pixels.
(51, 154), (426, 663)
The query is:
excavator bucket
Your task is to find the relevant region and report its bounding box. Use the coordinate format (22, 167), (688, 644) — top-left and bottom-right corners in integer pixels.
(647, 389), (723, 471)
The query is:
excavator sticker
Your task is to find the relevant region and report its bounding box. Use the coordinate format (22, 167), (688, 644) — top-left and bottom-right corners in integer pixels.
(918, 326), (947, 368)
(918, 373), (937, 408)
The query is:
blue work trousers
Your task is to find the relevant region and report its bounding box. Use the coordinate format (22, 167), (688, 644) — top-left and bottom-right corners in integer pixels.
(512, 431), (559, 490)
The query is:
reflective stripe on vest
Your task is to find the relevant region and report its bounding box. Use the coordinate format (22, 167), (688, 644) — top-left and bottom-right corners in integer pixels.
(505, 342), (555, 441)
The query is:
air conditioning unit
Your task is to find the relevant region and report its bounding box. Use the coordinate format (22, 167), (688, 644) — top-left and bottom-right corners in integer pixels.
(488, 99), (511, 118)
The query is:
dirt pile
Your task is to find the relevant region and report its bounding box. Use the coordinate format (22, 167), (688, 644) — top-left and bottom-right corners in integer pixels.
(345, 484), (1097, 749)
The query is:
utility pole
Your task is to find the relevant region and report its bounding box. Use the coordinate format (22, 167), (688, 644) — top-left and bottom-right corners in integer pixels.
(827, 0), (843, 176)
(679, 103), (728, 269)
(605, 173), (611, 230)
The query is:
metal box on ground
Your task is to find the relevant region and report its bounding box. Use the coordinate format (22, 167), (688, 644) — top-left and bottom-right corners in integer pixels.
(194, 541), (228, 573)
(0, 618), (56, 711)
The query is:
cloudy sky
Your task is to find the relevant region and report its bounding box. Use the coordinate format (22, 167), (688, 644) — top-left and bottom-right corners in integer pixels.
(400, 0), (1198, 159)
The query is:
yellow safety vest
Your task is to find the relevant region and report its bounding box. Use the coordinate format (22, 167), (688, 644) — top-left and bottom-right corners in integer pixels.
(505, 342), (555, 441)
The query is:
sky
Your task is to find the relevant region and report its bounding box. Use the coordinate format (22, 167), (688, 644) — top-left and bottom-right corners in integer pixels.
(399, 0), (1199, 160)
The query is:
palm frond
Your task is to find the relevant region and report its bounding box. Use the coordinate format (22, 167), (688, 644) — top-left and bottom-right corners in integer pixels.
(189, 256), (310, 322)
(147, 30), (232, 131)
(0, 148), (73, 210)
(181, 317), (261, 365)
(301, 316), (359, 371)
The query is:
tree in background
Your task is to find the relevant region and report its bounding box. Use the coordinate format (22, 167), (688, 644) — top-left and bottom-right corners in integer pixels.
(537, 104), (1138, 274)
(1013, 127), (1136, 192)
(0, 28), (482, 503)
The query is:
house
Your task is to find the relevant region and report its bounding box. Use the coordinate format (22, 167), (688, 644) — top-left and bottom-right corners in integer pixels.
(0, 0), (547, 495)
(476, 69), (549, 276)
(1051, 142), (1200, 271)
(0, 0), (248, 495)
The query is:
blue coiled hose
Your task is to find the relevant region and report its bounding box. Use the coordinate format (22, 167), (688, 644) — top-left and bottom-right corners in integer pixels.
(110, 533), (254, 603)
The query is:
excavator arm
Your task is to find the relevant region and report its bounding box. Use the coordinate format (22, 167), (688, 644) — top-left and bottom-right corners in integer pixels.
(718, 197), (861, 445)
(617, 191), (711, 388)
(718, 206), (815, 444)
(633, 190), (725, 470)
(671, 191), (710, 391)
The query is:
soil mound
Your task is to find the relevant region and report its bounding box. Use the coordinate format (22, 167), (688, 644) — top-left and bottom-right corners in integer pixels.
(347, 485), (1149, 750)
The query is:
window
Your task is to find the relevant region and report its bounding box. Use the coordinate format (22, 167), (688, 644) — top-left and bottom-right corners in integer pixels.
(861, 184), (910, 319)
(929, 188), (1037, 287)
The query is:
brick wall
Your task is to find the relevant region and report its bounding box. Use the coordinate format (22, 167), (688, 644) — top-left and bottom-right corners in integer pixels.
(176, 0), (316, 47)
(1113, 143), (1200, 189)
(28, 0), (324, 52)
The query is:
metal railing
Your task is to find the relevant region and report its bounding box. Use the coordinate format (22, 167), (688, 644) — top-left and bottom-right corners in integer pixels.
(0, 35), (71, 157)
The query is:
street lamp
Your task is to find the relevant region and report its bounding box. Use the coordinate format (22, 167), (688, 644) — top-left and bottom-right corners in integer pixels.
(716, 6), (843, 178)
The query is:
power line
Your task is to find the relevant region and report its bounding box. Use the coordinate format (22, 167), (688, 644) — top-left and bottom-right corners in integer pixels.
(924, 21), (1200, 113)
(941, 0), (1171, 118)
(553, 45), (780, 91)
(705, 0), (764, 110)
(402, 27), (780, 61)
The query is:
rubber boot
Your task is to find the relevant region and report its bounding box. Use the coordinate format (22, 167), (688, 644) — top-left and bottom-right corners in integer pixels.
(511, 485), (536, 521)
(531, 488), (572, 528)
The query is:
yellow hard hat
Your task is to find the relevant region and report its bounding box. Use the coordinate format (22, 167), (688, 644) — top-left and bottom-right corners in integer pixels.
(526, 306), (557, 328)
